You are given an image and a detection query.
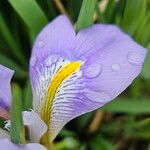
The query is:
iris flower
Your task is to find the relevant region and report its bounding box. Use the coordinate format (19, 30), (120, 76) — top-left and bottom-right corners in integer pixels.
(0, 15), (147, 149)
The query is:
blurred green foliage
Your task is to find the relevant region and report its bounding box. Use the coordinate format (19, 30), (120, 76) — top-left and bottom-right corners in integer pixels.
(0, 0), (150, 149)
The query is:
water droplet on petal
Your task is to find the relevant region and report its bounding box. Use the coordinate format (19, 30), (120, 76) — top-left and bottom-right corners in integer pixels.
(128, 52), (144, 66)
(37, 41), (44, 49)
(111, 64), (120, 71)
(30, 56), (37, 67)
(84, 63), (102, 78)
(84, 89), (111, 103)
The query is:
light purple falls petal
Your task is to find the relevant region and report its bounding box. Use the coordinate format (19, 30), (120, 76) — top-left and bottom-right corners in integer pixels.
(0, 139), (46, 150)
(30, 15), (147, 140)
(73, 24), (147, 102)
(0, 65), (14, 118)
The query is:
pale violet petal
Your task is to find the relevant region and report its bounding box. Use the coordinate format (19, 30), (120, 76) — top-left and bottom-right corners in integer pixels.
(0, 65), (14, 110)
(0, 139), (46, 150)
(23, 111), (47, 143)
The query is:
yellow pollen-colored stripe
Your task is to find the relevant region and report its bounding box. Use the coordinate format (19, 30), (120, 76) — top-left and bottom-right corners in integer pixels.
(40, 61), (81, 128)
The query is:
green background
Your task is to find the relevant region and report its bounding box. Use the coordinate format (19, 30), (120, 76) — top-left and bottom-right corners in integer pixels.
(0, 0), (150, 149)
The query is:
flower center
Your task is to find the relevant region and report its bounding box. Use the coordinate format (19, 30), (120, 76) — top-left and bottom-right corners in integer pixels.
(40, 61), (82, 127)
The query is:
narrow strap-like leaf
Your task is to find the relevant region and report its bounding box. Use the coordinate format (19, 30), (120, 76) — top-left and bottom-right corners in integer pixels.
(103, 98), (150, 114)
(8, 0), (48, 35)
(135, 12), (150, 46)
(76, 0), (97, 33)
(121, 0), (147, 36)
(0, 53), (28, 79)
(141, 45), (150, 79)
(23, 80), (32, 110)
(103, 0), (115, 23)
(10, 84), (25, 144)
(0, 14), (27, 66)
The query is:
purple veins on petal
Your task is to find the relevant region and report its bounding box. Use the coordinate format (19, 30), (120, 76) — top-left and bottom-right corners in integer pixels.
(29, 15), (147, 141)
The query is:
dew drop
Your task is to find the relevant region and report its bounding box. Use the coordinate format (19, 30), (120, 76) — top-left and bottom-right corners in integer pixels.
(36, 41), (44, 49)
(84, 63), (102, 79)
(84, 89), (111, 103)
(111, 63), (120, 71)
(30, 56), (37, 67)
(128, 52), (144, 66)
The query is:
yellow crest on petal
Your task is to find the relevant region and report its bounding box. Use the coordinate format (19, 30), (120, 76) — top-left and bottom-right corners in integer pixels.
(40, 61), (82, 128)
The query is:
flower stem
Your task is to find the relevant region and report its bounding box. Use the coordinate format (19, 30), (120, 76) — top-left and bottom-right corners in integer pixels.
(10, 84), (25, 144)
(41, 132), (53, 150)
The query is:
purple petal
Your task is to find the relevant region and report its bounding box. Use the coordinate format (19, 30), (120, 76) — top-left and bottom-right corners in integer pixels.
(75, 24), (147, 101)
(29, 16), (147, 141)
(0, 139), (46, 150)
(30, 15), (76, 89)
(0, 65), (14, 110)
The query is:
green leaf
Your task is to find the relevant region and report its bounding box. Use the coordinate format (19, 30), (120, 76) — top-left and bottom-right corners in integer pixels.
(142, 49), (150, 79)
(54, 137), (79, 150)
(0, 53), (28, 79)
(8, 0), (48, 35)
(67, 0), (83, 22)
(59, 129), (77, 138)
(75, 112), (94, 132)
(114, 0), (126, 26)
(79, 143), (88, 150)
(90, 136), (114, 150)
(10, 84), (25, 144)
(121, 0), (147, 36)
(101, 118), (150, 139)
(125, 118), (150, 139)
(23, 80), (32, 110)
(76, 0), (96, 32)
(104, 0), (115, 23)
(37, 0), (57, 20)
(130, 78), (141, 99)
(0, 14), (27, 66)
(135, 12), (150, 46)
(96, 1), (105, 23)
(101, 121), (124, 136)
(102, 98), (150, 114)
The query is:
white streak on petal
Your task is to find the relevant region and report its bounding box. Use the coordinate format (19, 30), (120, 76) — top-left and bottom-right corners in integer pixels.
(4, 120), (11, 131)
(50, 65), (84, 140)
(23, 111), (47, 143)
(32, 56), (70, 114)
